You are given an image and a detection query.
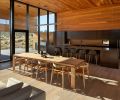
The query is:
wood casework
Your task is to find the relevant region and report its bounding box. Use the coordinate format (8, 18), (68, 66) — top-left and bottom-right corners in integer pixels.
(56, 30), (120, 46)
(57, 6), (120, 31)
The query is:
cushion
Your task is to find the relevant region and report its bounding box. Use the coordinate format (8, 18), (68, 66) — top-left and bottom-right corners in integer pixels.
(30, 87), (46, 100)
(0, 82), (23, 97)
(0, 85), (32, 100)
(7, 78), (22, 87)
(0, 82), (6, 90)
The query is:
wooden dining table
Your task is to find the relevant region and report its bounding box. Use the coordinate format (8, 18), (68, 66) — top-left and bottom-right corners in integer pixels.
(13, 53), (85, 89)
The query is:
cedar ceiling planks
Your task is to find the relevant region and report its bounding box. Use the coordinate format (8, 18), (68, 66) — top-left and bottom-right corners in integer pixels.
(18, 0), (120, 12)
(57, 5), (120, 31)
(0, 0), (120, 31)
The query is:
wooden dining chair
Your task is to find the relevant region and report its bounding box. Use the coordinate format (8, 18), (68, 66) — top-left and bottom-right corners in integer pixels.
(50, 63), (71, 88)
(75, 62), (89, 88)
(24, 58), (38, 77)
(35, 60), (48, 83)
(14, 57), (26, 72)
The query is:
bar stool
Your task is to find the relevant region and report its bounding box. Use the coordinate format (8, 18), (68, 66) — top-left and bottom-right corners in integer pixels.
(69, 48), (76, 57)
(78, 49), (87, 60)
(62, 48), (70, 57)
(54, 47), (62, 56)
(87, 50), (98, 64)
(75, 49), (80, 58)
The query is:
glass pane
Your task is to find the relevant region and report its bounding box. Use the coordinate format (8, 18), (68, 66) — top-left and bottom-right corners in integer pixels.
(40, 25), (47, 51)
(49, 12), (55, 24)
(14, 2), (27, 30)
(40, 10), (47, 25)
(49, 25), (55, 32)
(49, 25), (55, 45)
(29, 7), (38, 53)
(0, 0), (10, 62)
(15, 32), (25, 54)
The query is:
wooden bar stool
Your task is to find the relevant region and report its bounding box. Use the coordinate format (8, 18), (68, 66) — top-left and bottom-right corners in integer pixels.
(87, 50), (98, 64)
(69, 48), (76, 57)
(75, 49), (80, 58)
(54, 47), (62, 56)
(78, 49), (87, 60)
(62, 48), (70, 57)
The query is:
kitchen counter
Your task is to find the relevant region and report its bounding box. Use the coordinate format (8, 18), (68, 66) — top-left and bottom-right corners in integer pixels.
(56, 45), (119, 69)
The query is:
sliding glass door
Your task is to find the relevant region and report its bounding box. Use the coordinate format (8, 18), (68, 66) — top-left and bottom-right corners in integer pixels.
(14, 30), (28, 54)
(0, 32), (10, 62)
(0, 0), (10, 62)
(15, 32), (25, 54)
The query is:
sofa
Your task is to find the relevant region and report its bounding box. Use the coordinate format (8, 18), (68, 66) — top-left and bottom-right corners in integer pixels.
(0, 78), (46, 100)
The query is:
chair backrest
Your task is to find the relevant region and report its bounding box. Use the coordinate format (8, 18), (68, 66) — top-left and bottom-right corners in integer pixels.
(79, 49), (86, 54)
(38, 60), (47, 67)
(76, 49), (80, 53)
(88, 50), (97, 55)
(52, 63), (65, 71)
(76, 62), (89, 70)
(80, 63), (89, 68)
(70, 48), (75, 52)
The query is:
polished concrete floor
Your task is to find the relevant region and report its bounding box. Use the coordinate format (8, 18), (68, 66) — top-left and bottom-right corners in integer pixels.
(0, 62), (120, 100)
(0, 55), (10, 62)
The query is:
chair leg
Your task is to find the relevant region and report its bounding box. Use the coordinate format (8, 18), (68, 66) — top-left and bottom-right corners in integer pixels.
(24, 66), (26, 73)
(87, 67), (90, 78)
(19, 65), (21, 71)
(36, 69), (39, 79)
(50, 70), (54, 84)
(82, 68), (85, 88)
(45, 69), (48, 83)
(31, 67), (34, 77)
(95, 56), (98, 65)
(62, 72), (64, 88)
(68, 74), (71, 84)
(88, 55), (91, 63)
(18, 65), (22, 73)
(85, 54), (87, 61)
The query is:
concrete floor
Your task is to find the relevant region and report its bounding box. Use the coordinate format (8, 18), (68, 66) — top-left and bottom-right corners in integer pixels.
(0, 62), (120, 100)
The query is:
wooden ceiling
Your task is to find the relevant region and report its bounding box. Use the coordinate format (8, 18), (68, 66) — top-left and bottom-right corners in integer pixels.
(57, 5), (120, 31)
(18, 0), (120, 12)
(0, 0), (120, 31)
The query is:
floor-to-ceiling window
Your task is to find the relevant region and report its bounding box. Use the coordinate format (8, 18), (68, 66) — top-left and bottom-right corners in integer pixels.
(40, 9), (48, 52)
(14, 2), (27, 54)
(29, 7), (38, 53)
(49, 12), (55, 45)
(0, 0), (10, 62)
(0, 0), (56, 61)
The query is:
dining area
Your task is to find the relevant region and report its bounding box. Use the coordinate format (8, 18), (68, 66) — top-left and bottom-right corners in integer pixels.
(12, 52), (89, 90)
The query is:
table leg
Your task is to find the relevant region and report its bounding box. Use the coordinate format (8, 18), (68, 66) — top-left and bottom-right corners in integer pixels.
(13, 56), (15, 71)
(71, 67), (76, 89)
